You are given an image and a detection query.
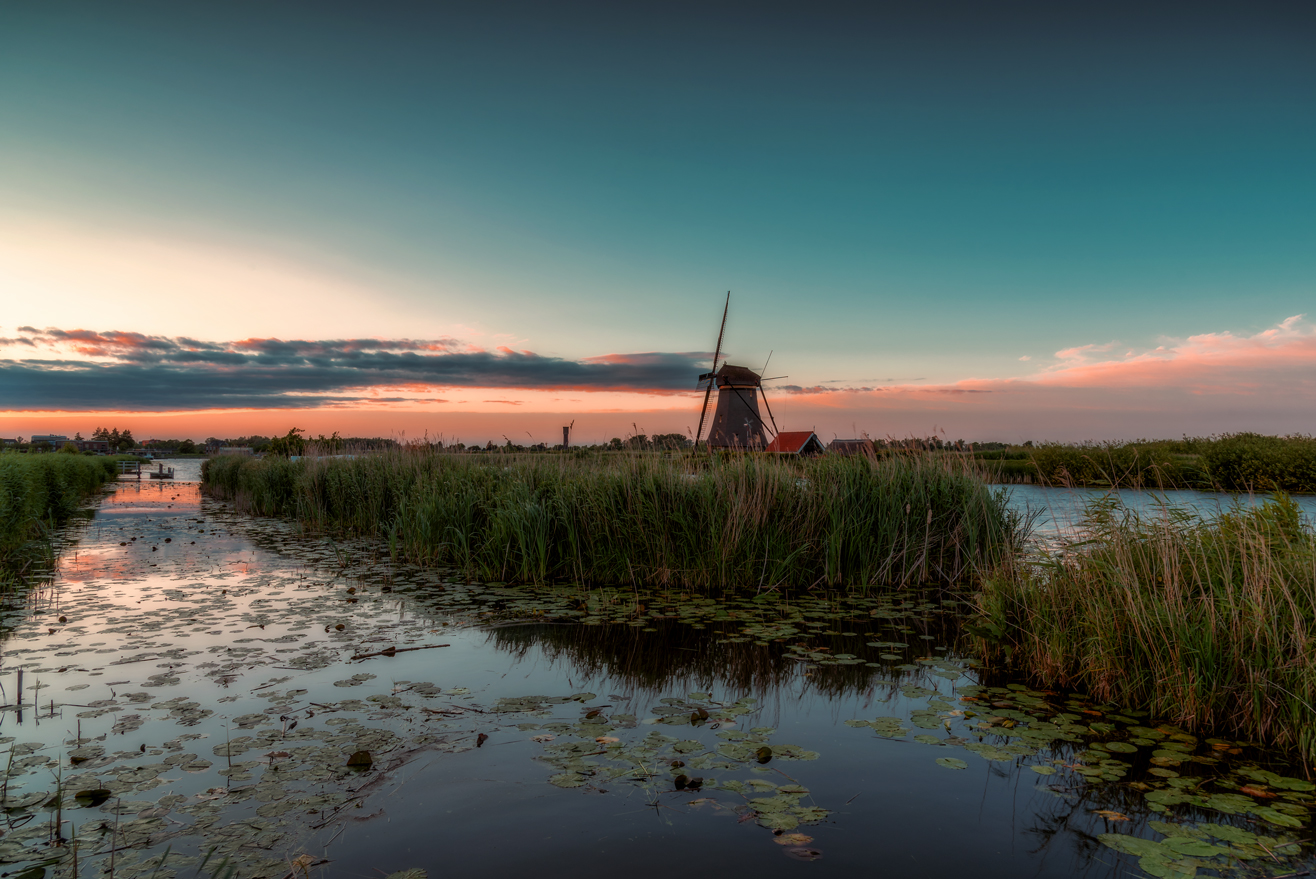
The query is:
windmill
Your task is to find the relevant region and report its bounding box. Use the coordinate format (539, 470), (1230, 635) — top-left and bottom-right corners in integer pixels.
(693, 293), (781, 450)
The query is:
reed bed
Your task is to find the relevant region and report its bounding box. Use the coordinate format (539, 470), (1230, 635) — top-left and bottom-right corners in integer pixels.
(974, 494), (1316, 764)
(203, 450), (1023, 590)
(0, 454), (120, 587)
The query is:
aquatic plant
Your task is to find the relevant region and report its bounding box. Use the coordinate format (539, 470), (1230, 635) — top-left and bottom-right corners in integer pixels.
(974, 493), (1316, 764)
(203, 449), (1024, 589)
(0, 453), (120, 587)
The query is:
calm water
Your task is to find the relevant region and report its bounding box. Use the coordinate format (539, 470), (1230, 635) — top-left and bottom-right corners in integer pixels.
(0, 477), (1310, 879)
(1003, 484), (1316, 538)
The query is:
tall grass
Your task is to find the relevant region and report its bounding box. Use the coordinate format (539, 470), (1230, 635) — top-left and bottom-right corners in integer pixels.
(1024, 441), (1207, 488)
(203, 450), (1024, 589)
(974, 494), (1316, 763)
(1201, 433), (1316, 492)
(973, 434), (1316, 490)
(0, 454), (120, 587)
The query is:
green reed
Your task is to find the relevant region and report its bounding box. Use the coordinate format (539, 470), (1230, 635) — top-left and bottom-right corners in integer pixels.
(0, 454), (120, 588)
(975, 494), (1316, 764)
(203, 449), (1024, 590)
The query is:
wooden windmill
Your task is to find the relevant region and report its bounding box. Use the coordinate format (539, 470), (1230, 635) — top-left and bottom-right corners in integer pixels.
(693, 293), (781, 450)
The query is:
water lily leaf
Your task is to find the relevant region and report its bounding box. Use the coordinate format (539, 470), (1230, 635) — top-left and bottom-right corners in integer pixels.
(74, 788), (113, 807)
(549, 772), (586, 788)
(936, 757), (968, 770)
(1030, 765), (1057, 775)
(383, 871), (428, 879)
(1105, 741), (1139, 753)
(1099, 834), (1167, 861)
(1253, 807), (1303, 828)
(774, 833), (814, 846)
(1137, 855), (1197, 879)
(1164, 837), (1226, 857)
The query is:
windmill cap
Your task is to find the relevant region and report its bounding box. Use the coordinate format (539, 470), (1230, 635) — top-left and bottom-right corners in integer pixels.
(715, 364), (762, 387)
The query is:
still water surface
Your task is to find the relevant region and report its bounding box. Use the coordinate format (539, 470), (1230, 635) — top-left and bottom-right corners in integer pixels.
(0, 475), (1311, 878)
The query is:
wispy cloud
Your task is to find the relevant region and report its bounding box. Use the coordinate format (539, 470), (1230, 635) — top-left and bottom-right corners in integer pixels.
(0, 328), (708, 411)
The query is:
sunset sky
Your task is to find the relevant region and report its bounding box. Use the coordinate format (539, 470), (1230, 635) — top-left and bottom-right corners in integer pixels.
(2, 2), (1314, 444)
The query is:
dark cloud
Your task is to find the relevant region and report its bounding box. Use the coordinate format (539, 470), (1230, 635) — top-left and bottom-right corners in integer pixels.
(0, 328), (708, 411)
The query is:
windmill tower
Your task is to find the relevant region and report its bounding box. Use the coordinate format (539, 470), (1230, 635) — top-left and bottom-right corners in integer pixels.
(694, 293), (780, 450)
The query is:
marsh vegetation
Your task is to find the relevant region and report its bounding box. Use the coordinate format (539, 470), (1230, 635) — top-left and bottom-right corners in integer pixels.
(976, 493), (1316, 765)
(203, 449), (1023, 590)
(0, 454), (123, 588)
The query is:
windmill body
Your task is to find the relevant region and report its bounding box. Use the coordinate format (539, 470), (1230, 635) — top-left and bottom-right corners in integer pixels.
(704, 364), (767, 449)
(693, 293), (780, 451)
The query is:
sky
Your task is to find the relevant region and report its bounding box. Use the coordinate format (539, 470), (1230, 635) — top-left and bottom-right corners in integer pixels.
(1, 1), (1314, 444)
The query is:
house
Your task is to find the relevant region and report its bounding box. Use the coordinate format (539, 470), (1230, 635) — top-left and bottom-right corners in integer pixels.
(766, 431), (825, 456)
(76, 439), (111, 454)
(828, 438), (874, 456)
(30, 434), (70, 451)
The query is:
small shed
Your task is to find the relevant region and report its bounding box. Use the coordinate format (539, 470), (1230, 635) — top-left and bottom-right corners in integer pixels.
(766, 431), (825, 456)
(828, 438), (874, 456)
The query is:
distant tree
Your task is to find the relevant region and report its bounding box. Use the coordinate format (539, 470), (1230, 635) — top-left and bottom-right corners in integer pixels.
(267, 428), (307, 457)
(608, 437), (623, 451)
(312, 431), (343, 453)
(117, 430), (136, 451)
(74, 431), (84, 442)
(178, 439), (196, 453)
(60, 441), (80, 454)
(652, 433), (691, 451)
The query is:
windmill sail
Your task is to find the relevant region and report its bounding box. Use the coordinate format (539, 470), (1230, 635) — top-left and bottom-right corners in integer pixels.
(694, 292), (730, 448)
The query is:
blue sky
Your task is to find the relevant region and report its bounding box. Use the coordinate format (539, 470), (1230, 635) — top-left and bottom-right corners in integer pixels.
(1, 2), (1314, 441)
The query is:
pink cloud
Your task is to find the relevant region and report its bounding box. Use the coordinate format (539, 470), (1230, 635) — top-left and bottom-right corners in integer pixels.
(1031, 314), (1316, 393)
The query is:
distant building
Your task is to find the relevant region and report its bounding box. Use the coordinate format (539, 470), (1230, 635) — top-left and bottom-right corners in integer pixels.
(766, 431), (825, 456)
(0, 438), (18, 447)
(30, 434), (69, 451)
(76, 439), (111, 454)
(828, 438), (874, 456)
(217, 446), (255, 456)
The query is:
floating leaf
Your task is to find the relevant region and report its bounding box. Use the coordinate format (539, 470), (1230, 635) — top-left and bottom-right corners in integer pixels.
(936, 757), (968, 770)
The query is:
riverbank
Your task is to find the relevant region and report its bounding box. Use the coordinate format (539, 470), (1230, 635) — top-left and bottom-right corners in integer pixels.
(975, 493), (1316, 765)
(0, 453), (123, 587)
(973, 433), (1316, 491)
(203, 450), (1023, 590)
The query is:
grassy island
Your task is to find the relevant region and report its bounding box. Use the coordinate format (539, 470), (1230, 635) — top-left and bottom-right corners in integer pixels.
(202, 450), (1023, 590)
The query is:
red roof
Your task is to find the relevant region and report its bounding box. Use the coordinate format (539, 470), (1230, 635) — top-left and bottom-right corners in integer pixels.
(766, 431), (822, 454)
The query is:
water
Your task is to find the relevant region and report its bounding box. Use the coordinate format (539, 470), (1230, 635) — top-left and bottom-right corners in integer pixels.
(0, 478), (1311, 879)
(1003, 484), (1316, 538)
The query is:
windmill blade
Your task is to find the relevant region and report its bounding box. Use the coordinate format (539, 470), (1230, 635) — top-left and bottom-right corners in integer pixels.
(694, 292), (730, 447)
